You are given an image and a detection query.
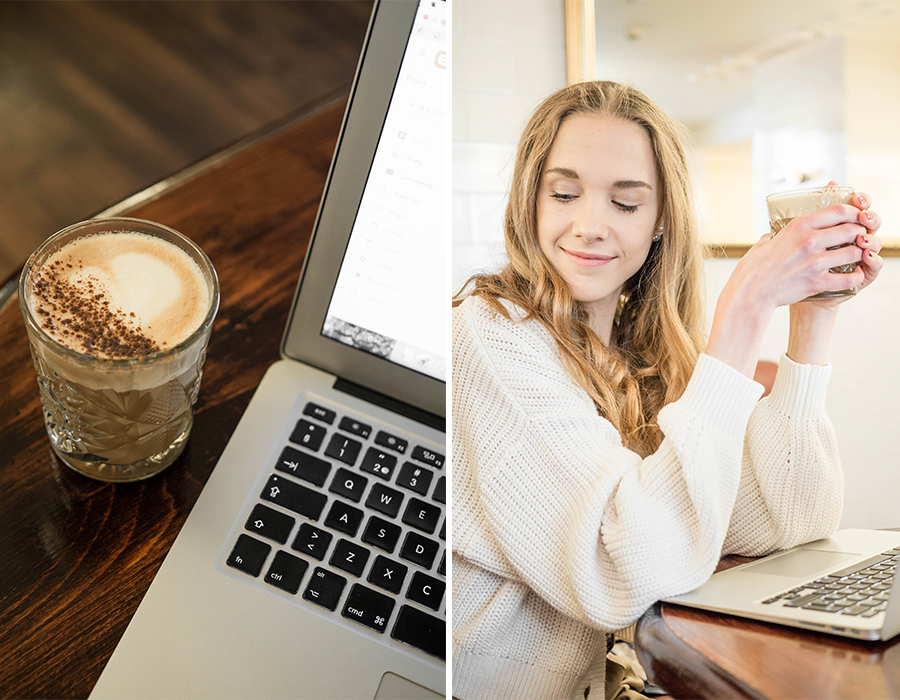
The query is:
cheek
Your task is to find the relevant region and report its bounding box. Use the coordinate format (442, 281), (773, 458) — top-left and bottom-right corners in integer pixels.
(622, 229), (655, 269)
(535, 205), (554, 257)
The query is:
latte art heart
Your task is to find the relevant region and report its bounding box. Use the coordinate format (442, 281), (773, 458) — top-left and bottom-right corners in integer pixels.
(29, 231), (209, 358)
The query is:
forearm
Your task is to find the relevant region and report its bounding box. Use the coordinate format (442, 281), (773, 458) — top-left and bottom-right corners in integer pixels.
(705, 282), (773, 380)
(707, 262), (840, 376)
(786, 304), (838, 365)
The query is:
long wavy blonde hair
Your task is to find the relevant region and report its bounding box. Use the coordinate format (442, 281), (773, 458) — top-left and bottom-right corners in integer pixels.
(454, 81), (707, 455)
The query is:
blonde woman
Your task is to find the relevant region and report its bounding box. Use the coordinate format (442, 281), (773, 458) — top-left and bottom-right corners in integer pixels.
(451, 81), (883, 700)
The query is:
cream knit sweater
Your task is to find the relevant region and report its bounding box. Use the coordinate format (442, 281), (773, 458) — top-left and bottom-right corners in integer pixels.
(451, 296), (844, 700)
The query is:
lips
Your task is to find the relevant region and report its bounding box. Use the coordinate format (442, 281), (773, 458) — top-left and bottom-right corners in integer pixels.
(562, 248), (615, 267)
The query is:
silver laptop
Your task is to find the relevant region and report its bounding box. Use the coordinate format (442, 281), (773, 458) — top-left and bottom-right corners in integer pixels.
(90, 1), (448, 697)
(664, 528), (900, 641)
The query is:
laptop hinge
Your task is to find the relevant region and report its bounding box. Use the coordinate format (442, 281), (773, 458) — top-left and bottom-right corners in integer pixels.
(333, 378), (445, 433)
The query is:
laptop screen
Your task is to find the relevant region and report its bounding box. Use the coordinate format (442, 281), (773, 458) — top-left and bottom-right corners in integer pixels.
(321, 0), (447, 383)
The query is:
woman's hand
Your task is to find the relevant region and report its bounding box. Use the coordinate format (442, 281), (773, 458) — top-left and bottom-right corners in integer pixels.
(782, 187), (883, 364)
(707, 185), (881, 377)
(801, 188), (883, 311)
(736, 199), (873, 310)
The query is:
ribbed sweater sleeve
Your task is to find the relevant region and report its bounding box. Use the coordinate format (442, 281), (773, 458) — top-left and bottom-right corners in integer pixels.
(725, 354), (843, 555)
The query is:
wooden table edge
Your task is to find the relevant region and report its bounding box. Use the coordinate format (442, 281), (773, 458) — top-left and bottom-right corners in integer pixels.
(0, 85), (351, 310)
(96, 87), (349, 219)
(635, 602), (768, 700)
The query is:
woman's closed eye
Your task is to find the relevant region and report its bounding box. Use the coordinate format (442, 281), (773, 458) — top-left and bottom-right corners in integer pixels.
(548, 191), (641, 212)
(613, 200), (639, 213)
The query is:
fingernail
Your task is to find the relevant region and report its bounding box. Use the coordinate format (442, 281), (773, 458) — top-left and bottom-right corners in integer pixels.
(858, 194), (868, 207)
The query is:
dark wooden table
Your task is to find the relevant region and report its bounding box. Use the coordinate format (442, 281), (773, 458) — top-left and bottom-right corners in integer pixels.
(636, 555), (900, 699)
(0, 93), (347, 699)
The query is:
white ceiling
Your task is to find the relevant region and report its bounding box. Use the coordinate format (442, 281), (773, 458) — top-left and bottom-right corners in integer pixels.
(593, 0), (900, 129)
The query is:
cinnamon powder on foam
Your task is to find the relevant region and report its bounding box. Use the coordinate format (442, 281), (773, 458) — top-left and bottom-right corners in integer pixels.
(31, 258), (163, 359)
(29, 233), (208, 360)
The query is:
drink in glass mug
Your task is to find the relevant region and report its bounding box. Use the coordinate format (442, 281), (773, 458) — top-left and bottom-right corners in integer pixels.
(19, 218), (219, 482)
(765, 186), (858, 300)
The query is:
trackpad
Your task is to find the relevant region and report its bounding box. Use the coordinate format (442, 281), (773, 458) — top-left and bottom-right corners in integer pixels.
(374, 672), (443, 700)
(744, 549), (860, 578)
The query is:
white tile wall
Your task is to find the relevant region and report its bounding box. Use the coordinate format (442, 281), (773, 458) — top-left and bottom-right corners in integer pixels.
(452, 0), (566, 290)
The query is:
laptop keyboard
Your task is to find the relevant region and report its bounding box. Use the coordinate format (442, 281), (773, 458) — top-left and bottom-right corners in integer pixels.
(222, 400), (446, 661)
(761, 548), (900, 617)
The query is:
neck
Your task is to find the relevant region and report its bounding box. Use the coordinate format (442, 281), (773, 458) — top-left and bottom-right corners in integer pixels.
(585, 290), (623, 345)
(586, 302), (617, 345)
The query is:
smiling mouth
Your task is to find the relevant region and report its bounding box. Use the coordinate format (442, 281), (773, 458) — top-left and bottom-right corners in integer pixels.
(563, 249), (615, 267)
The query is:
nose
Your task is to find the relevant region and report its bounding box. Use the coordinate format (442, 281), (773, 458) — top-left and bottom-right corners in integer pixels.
(573, 198), (608, 243)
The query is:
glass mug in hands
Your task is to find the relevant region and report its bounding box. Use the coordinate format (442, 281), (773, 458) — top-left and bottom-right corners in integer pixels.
(19, 217), (220, 482)
(765, 185), (858, 300)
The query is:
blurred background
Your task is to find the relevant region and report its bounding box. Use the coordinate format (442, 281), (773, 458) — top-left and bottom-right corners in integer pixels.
(454, 0), (900, 530)
(0, 0), (373, 286)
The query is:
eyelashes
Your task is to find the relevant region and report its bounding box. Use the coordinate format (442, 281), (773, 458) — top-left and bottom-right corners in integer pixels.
(549, 193), (639, 213)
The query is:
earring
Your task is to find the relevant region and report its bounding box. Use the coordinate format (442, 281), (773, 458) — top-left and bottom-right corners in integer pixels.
(653, 225), (663, 242)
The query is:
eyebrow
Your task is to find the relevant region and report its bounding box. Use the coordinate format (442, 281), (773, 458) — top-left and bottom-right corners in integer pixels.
(544, 167), (654, 190)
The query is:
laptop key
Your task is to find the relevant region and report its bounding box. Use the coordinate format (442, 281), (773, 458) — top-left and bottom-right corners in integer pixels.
(411, 445), (444, 469)
(329, 468), (368, 502)
(375, 430), (408, 454)
(366, 483), (404, 518)
(339, 416), (372, 439)
(274, 445), (331, 487)
(245, 504), (295, 544)
(324, 500), (364, 537)
(360, 448), (398, 480)
(402, 498), (440, 534)
(303, 567), (347, 611)
(291, 523), (333, 560)
(331, 539), (370, 577)
(362, 516), (402, 553)
(367, 555), (408, 594)
(842, 604), (873, 616)
(407, 572), (445, 611)
(396, 462), (433, 496)
(342, 584), (396, 634)
(392, 605), (445, 660)
(227, 534), (271, 577)
(265, 551), (309, 594)
(262, 474), (327, 521)
(784, 592), (824, 608)
(325, 433), (362, 465)
(303, 402), (336, 425)
(290, 419), (327, 451)
(400, 531), (439, 569)
(433, 476), (446, 504)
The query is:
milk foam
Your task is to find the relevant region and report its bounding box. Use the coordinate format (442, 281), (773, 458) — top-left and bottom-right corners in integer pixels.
(767, 187), (855, 225)
(29, 231), (210, 358)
